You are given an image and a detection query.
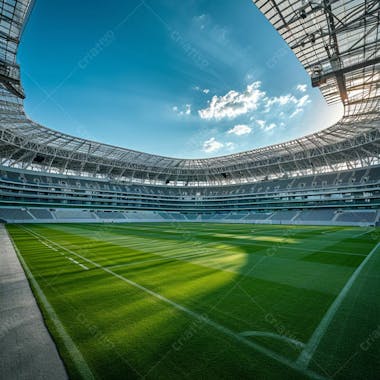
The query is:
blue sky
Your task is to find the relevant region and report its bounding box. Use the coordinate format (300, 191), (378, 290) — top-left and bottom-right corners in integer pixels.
(19, 0), (342, 158)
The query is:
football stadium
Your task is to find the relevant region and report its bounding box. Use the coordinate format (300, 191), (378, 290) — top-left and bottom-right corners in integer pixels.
(0, 0), (379, 379)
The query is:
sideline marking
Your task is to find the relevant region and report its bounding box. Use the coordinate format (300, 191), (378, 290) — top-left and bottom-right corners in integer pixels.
(6, 228), (95, 380)
(26, 227), (89, 271)
(20, 226), (327, 380)
(296, 241), (380, 368)
(68, 257), (89, 270)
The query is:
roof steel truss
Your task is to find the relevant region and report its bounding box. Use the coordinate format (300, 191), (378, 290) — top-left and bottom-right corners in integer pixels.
(0, 0), (378, 186)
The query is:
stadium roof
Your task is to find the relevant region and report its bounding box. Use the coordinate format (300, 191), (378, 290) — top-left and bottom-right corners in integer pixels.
(0, 0), (378, 185)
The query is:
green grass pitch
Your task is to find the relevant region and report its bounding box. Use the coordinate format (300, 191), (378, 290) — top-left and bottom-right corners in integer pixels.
(6, 223), (380, 379)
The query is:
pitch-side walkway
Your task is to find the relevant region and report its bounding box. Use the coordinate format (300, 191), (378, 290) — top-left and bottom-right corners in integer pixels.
(0, 224), (68, 380)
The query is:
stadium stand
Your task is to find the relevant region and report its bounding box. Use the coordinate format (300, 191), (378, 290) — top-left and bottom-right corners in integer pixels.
(292, 210), (336, 226)
(269, 210), (299, 222)
(95, 211), (126, 220)
(335, 210), (378, 224)
(244, 212), (273, 221)
(0, 208), (33, 222)
(0, 0), (378, 227)
(54, 209), (97, 220)
(0, 164), (379, 225)
(28, 208), (53, 220)
(295, 209), (336, 222)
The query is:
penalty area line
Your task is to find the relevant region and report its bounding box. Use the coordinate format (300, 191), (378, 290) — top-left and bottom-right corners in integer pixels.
(21, 226), (327, 380)
(296, 241), (380, 369)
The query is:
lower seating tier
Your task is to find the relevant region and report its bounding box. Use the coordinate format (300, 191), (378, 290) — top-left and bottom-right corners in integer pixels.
(0, 207), (378, 226)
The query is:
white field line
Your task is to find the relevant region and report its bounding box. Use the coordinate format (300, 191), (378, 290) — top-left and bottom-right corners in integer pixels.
(68, 257), (89, 271)
(40, 240), (58, 251)
(30, 227), (231, 275)
(296, 241), (380, 369)
(240, 331), (305, 348)
(24, 227), (89, 271)
(6, 229), (95, 380)
(353, 228), (376, 238)
(20, 226), (327, 380)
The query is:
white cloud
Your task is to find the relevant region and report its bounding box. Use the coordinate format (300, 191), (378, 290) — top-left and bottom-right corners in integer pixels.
(296, 95), (310, 108)
(296, 84), (307, 92)
(173, 104), (191, 116)
(265, 123), (276, 131)
(256, 120), (265, 128)
(265, 94), (295, 109)
(203, 137), (223, 153)
(225, 142), (235, 151)
(264, 94), (310, 117)
(193, 86), (210, 94)
(290, 108), (303, 118)
(198, 81), (265, 120)
(256, 119), (276, 132)
(184, 104), (191, 115)
(227, 124), (252, 136)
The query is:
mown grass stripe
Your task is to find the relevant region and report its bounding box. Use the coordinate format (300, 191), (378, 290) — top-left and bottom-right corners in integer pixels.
(21, 225), (327, 380)
(48, 223), (369, 258)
